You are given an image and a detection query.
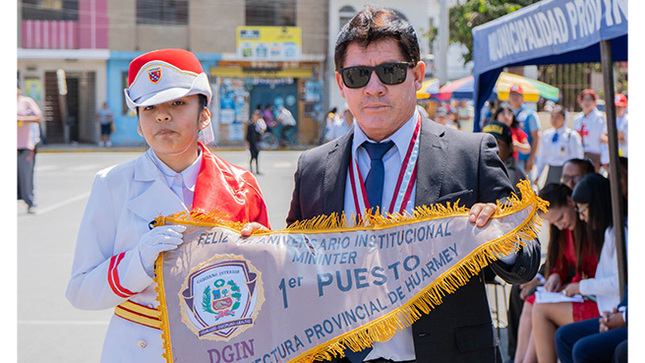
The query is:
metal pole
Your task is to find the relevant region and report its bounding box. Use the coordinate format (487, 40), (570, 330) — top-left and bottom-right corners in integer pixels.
(437, 0), (448, 82)
(599, 40), (627, 297)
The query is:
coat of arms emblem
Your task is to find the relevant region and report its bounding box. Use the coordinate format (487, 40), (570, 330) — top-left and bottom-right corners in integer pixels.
(148, 67), (161, 83)
(180, 255), (264, 340)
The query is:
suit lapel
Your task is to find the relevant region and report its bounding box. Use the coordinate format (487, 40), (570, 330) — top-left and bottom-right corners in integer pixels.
(127, 152), (186, 221)
(323, 131), (354, 215)
(416, 117), (448, 206)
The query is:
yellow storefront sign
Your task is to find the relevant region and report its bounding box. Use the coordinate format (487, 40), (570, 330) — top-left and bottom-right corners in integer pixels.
(236, 26), (302, 61)
(210, 65), (313, 78)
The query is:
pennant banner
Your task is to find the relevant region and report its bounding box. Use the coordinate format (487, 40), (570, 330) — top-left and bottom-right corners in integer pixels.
(154, 180), (547, 363)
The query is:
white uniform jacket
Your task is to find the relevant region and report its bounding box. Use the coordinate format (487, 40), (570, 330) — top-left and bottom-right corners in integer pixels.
(66, 152), (191, 362)
(535, 127), (584, 178)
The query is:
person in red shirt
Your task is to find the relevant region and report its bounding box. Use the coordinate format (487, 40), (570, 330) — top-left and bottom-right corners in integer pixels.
(493, 104), (531, 161)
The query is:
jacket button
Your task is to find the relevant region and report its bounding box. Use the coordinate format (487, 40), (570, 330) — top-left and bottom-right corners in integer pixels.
(137, 339), (147, 349)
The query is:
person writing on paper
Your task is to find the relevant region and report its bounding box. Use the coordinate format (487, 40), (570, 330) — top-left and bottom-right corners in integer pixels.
(514, 183), (599, 363)
(283, 6), (540, 362)
(532, 173), (624, 363)
(66, 49), (270, 362)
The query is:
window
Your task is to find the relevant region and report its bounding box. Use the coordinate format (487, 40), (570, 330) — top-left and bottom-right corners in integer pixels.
(136, 0), (188, 25)
(246, 0), (295, 26)
(338, 6), (355, 32)
(122, 71), (132, 115)
(22, 0), (79, 21)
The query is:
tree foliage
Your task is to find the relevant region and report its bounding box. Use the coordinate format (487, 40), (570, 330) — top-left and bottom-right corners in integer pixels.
(449, 0), (542, 65)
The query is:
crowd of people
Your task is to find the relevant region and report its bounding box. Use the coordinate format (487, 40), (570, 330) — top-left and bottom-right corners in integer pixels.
(478, 86), (628, 362)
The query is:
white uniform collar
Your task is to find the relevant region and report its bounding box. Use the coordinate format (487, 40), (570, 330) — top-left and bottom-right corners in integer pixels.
(146, 147), (202, 193)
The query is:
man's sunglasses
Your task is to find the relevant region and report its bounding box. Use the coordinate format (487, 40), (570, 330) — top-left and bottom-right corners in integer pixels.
(338, 62), (413, 89)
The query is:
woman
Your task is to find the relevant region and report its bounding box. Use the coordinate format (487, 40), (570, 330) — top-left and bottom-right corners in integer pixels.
(246, 109), (264, 174)
(533, 174), (622, 363)
(514, 183), (598, 363)
(493, 104), (531, 160)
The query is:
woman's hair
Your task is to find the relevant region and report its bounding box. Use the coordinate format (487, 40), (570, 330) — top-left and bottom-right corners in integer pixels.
(539, 183), (586, 277)
(492, 104), (519, 128)
(572, 173), (617, 259)
(551, 104), (567, 120)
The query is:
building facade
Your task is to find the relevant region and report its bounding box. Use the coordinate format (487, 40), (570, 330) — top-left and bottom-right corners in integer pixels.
(17, 0), (478, 146)
(18, 0), (329, 146)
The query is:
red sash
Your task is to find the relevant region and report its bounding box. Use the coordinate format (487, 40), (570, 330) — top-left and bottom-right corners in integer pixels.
(192, 142), (270, 228)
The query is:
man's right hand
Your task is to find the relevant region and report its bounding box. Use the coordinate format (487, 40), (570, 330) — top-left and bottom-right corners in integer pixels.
(519, 277), (541, 300)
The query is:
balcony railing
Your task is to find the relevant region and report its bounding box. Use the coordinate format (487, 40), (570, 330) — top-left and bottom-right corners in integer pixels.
(21, 20), (79, 49)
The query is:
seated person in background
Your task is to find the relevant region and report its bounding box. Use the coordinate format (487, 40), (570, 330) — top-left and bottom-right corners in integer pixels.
(555, 287), (627, 363)
(514, 183), (599, 363)
(560, 158), (595, 191)
(533, 174), (624, 363)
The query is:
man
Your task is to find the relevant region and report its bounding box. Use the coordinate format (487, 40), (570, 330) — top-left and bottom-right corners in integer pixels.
(508, 84), (541, 180)
(96, 101), (115, 147)
(17, 84), (44, 214)
(286, 7), (540, 362)
(560, 158), (595, 191)
(534, 105), (584, 186)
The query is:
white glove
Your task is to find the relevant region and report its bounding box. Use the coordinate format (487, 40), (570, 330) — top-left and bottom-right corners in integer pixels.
(137, 225), (186, 277)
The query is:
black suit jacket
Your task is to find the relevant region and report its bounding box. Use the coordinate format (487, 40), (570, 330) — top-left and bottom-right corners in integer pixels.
(287, 116), (540, 362)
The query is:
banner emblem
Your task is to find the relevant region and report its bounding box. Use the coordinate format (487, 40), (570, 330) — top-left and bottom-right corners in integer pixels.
(148, 67), (162, 84)
(180, 255), (264, 340)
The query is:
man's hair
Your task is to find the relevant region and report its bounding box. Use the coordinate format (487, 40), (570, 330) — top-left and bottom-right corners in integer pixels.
(334, 6), (420, 70)
(563, 158), (595, 175)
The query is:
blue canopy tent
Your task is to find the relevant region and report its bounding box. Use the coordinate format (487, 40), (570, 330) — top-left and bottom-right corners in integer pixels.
(472, 0), (628, 293)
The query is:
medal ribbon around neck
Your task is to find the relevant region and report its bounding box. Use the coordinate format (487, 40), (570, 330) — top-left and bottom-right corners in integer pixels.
(349, 114), (421, 217)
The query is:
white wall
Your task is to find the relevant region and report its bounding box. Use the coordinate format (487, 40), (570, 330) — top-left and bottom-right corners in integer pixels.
(427, 0), (474, 82)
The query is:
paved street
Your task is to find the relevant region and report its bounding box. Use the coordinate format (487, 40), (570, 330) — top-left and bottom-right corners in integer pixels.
(17, 149), (302, 363)
(16, 147), (545, 362)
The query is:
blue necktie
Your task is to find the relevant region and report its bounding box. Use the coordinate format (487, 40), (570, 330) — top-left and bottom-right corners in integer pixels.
(363, 141), (394, 210)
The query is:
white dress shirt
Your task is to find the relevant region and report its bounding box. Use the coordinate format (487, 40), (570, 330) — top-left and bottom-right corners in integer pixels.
(147, 147), (202, 209)
(535, 126), (584, 178)
(344, 111), (418, 361)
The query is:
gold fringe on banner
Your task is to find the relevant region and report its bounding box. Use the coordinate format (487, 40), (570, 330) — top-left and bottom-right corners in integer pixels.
(153, 180), (548, 363)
